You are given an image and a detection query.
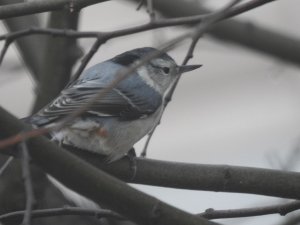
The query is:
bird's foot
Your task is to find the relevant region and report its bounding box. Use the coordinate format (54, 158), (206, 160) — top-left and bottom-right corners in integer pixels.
(127, 148), (137, 180)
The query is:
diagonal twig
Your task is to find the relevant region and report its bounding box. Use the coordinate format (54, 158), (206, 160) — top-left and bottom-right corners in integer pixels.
(146, 0), (155, 21)
(136, 0), (145, 11)
(20, 139), (35, 225)
(0, 156), (13, 176)
(141, 0), (241, 157)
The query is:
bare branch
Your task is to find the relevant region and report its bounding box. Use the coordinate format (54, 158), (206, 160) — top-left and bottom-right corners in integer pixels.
(145, 0), (300, 67)
(0, 207), (125, 223)
(136, 0), (145, 11)
(0, 0), (43, 81)
(0, 107), (220, 225)
(0, 127), (50, 150)
(32, 9), (81, 112)
(65, 147), (300, 200)
(0, 0), (278, 77)
(0, 27), (98, 41)
(20, 140), (35, 225)
(70, 38), (103, 82)
(140, 128), (156, 157)
(142, 0), (240, 155)
(0, 156), (13, 176)
(199, 201), (300, 219)
(0, 41), (10, 66)
(2, 201), (300, 222)
(0, 0), (108, 19)
(0, 0), (278, 45)
(146, 0), (155, 21)
(2, 107), (300, 201)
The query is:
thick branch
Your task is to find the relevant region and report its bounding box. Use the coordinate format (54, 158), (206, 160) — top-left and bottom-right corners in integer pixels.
(0, 0), (108, 19)
(2, 136), (300, 200)
(66, 147), (300, 200)
(0, 107), (219, 225)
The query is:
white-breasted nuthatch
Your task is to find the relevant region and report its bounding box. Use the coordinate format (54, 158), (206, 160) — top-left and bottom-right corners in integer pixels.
(28, 47), (201, 162)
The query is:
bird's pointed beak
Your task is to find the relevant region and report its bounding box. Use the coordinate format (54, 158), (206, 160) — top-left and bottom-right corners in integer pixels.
(177, 64), (202, 74)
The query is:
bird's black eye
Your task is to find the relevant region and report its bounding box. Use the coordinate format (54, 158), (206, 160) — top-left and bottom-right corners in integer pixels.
(162, 67), (170, 74)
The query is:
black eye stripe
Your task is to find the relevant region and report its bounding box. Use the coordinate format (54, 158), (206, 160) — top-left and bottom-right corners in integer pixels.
(150, 64), (170, 74)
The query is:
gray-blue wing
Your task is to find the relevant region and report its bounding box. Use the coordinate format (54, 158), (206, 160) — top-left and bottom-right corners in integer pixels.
(29, 79), (162, 126)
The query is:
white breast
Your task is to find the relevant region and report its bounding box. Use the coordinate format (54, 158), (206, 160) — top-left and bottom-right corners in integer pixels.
(52, 106), (163, 162)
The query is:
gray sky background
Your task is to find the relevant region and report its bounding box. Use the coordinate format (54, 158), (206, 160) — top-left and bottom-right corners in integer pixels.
(0, 1), (300, 225)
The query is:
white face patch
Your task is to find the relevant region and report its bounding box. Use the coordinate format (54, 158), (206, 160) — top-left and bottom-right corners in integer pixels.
(136, 66), (162, 94)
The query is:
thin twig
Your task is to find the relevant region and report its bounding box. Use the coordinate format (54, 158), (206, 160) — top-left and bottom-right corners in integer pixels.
(20, 140), (35, 225)
(0, 156), (13, 176)
(0, 127), (50, 149)
(146, 0), (155, 21)
(136, 0), (145, 11)
(0, 0), (275, 61)
(140, 128), (156, 157)
(70, 38), (103, 82)
(0, 0), (275, 75)
(199, 200), (300, 219)
(0, 207), (125, 222)
(141, 0), (241, 156)
(0, 0), (109, 19)
(0, 41), (10, 66)
(0, 27), (98, 41)
(0, 27), (98, 66)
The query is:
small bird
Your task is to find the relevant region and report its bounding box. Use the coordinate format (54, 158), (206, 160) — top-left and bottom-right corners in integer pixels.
(28, 47), (201, 162)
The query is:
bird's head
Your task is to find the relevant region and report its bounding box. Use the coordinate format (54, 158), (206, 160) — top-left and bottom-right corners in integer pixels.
(112, 47), (202, 95)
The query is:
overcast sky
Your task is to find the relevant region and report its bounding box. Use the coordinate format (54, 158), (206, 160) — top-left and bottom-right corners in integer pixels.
(0, 1), (300, 224)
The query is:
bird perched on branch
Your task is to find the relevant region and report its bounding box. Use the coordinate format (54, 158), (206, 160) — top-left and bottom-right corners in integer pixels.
(27, 47), (201, 162)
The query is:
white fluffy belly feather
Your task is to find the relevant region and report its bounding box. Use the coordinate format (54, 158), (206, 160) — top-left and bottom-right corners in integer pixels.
(52, 107), (162, 161)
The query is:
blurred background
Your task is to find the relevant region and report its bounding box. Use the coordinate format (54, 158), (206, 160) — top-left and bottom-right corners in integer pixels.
(1, 0), (300, 225)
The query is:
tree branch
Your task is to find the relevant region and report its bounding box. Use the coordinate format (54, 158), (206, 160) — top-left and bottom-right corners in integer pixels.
(0, 156), (13, 176)
(0, 0), (108, 19)
(0, 107), (219, 225)
(199, 200), (300, 219)
(2, 137), (300, 201)
(0, 0), (44, 81)
(0, 207), (125, 223)
(140, 0), (300, 67)
(65, 147), (300, 200)
(20, 141), (35, 225)
(31, 9), (82, 112)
